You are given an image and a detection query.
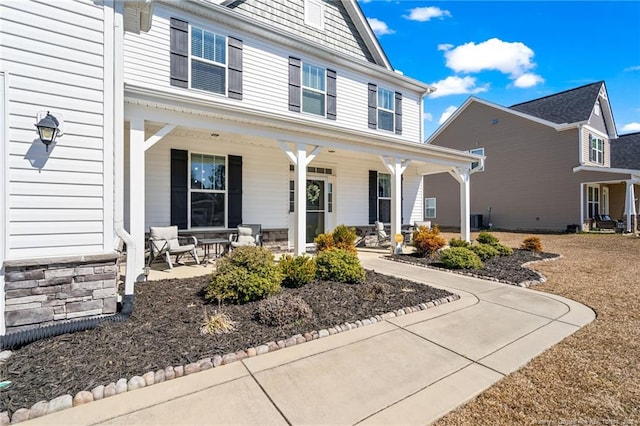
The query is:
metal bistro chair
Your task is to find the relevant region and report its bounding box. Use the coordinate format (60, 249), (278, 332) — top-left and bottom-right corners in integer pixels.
(148, 226), (199, 269)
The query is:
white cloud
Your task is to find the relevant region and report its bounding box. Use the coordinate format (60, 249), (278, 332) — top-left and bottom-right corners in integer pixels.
(513, 73), (545, 88)
(437, 43), (454, 51)
(621, 122), (640, 132)
(429, 76), (489, 98)
(439, 106), (458, 125)
(367, 18), (394, 36)
(440, 38), (543, 87)
(624, 65), (640, 72)
(403, 6), (451, 22)
(424, 112), (433, 122)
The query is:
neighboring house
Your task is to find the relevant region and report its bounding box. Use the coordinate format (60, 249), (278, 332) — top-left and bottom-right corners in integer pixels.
(423, 81), (640, 233)
(0, 0), (481, 335)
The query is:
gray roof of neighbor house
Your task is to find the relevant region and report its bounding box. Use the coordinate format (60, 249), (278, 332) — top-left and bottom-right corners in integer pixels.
(509, 81), (603, 124)
(611, 132), (640, 170)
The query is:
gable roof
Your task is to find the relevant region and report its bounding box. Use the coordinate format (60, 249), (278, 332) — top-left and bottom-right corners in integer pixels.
(611, 132), (640, 170)
(509, 81), (604, 124)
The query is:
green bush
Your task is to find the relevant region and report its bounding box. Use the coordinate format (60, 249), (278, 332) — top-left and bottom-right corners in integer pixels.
(279, 254), (316, 288)
(332, 225), (357, 253)
(412, 225), (446, 258)
(476, 231), (500, 245)
(449, 238), (471, 248)
(255, 294), (313, 327)
(440, 247), (483, 269)
(315, 248), (365, 283)
(492, 242), (514, 256)
(206, 246), (281, 304)
(470, 243), (500, 260)
(521, 236), (543, 253)
(314, 232), (334, 252)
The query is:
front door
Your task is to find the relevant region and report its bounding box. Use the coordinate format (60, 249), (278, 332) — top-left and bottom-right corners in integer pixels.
(306, 179), (325, 243)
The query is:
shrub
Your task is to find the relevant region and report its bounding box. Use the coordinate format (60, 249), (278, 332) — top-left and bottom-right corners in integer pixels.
(521, 236), (543, 253)
(332, 225), (358, 253)
(470, 243), (500, 260)
(315, 248), (366, 283)
(279, 254), (316, 288)
(440, 247), (483, 269)
(255, 294), (313, 327)
(476, 231), (500, 245)
(449, 238), (471, 248)
(314, 232), (334, 253)
(206, 246), (281, 304)
(412, 225), (446, 258)
(492, 242), (514, 256)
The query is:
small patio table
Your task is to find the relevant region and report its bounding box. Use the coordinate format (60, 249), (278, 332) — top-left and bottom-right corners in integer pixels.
(198, 238), (229, 264)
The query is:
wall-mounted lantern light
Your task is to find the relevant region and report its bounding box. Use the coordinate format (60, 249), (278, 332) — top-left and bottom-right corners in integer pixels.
(35, 111), (61, 151)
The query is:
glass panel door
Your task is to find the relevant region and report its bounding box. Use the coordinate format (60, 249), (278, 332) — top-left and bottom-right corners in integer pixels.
(306, 179), (325, 243)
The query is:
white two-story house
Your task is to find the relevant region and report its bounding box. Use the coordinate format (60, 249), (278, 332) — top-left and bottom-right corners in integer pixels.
(0, 0), (482, 336)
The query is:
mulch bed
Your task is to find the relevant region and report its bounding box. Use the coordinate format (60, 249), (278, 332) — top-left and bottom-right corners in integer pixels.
(0, 270), (453, 414)
(389, 249), (559, 285)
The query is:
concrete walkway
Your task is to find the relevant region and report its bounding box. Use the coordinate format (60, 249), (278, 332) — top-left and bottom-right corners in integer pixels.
(28, 251), (594, 425)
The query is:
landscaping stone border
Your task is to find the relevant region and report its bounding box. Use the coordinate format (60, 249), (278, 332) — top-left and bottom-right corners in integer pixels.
(0, 293), (460, 424)
(386, 253), (563, 287)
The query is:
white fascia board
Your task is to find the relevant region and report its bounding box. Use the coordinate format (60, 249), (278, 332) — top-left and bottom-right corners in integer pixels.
(156, 0), (431, 95)
(124, 85), (477, 167)
(341, 0), (392, 70)
(425, 96), (580, 144)
(573, 165), (640, 176)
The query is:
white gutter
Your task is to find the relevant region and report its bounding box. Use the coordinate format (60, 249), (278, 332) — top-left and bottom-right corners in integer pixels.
(112, 1), (136, 310)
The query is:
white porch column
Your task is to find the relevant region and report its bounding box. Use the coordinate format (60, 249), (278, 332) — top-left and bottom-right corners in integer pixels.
(449, 167), (471, 242)
(279, 142), (320, 255)
(380, 157), (409, 253)
(626, 180), (637, 233)
(129, 118), (146, 281)
(580, 183), (585, 232)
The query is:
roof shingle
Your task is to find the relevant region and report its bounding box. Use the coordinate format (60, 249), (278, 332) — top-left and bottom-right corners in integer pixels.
(611, 132), (640, 170)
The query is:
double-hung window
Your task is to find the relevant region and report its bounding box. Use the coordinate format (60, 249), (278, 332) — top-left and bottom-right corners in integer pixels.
(470, 147), (485, 171)
(378, 173), (391, 223)
(191, 26), (226, 95)
(190, 153), (226, 227)
(589, 135), (604, 164)
(377, 88), (394, 131)
(587, 185), (600, 218)
(424, 198), (436, 218)
(302, 63), (326, 116)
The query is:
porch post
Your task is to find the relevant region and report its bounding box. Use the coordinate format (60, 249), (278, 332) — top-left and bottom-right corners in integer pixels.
(626, 180), (637, 234)
(449, 167), (471, 242)
(580, 183), (585, 232)
(129, 117), (146, 281)
(380, 157), (409, 253)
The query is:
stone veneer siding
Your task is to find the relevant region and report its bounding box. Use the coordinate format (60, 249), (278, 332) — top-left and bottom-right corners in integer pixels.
(3, 253), (120, 334)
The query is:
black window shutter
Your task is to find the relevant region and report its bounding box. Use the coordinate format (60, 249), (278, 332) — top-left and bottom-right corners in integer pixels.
(395, 92), (403, 135)
(228, 155), (243, 228)
(368, 83), (377, 129)
(288, 57), (301, 112)
(369, 170), (378, 224)
(327, 69), (337, 120)
(170, 18), (189, 88)
(228, 37), (243, 100)
(170, 149), (188, 229)
(601, 140), (605, 164)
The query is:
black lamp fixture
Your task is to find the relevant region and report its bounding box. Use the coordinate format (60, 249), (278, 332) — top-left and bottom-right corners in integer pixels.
(35, 111), (60, 151)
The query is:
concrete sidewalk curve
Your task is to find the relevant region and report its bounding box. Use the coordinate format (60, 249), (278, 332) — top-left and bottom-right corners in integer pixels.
(26, 251), (595, 425)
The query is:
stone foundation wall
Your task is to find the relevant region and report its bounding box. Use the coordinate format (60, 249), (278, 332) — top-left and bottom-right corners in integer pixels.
(3, 253), (120, 334)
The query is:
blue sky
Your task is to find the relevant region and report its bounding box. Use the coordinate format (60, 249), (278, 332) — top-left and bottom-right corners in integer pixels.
(358, 1), (640, 139)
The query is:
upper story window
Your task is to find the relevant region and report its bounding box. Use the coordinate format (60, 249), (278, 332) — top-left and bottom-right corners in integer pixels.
(191, 27), (227, 95)
(170, 18), (243, 100)
(302, 63), (326, 116)
(368, 84), (402, 134)
(305, 0), (324, 30)
(589, 134), (604, 164)
(377, 88), (395, 132)
(470, 147), (485, 171)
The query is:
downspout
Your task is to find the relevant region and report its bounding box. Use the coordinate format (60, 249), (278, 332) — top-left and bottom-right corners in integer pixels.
(112, 0), (135, 315)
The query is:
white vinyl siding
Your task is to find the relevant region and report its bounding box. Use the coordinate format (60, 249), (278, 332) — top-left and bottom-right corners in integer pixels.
(123, 5), (423, 142)
(0, 0), (107, 259)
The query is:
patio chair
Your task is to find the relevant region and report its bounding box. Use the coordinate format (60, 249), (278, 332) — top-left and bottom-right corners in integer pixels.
(593, 214), (618, 230)
(374, 221), (390, 246)
(148, 226), (199, 269)
(229, 224), (263, 250)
